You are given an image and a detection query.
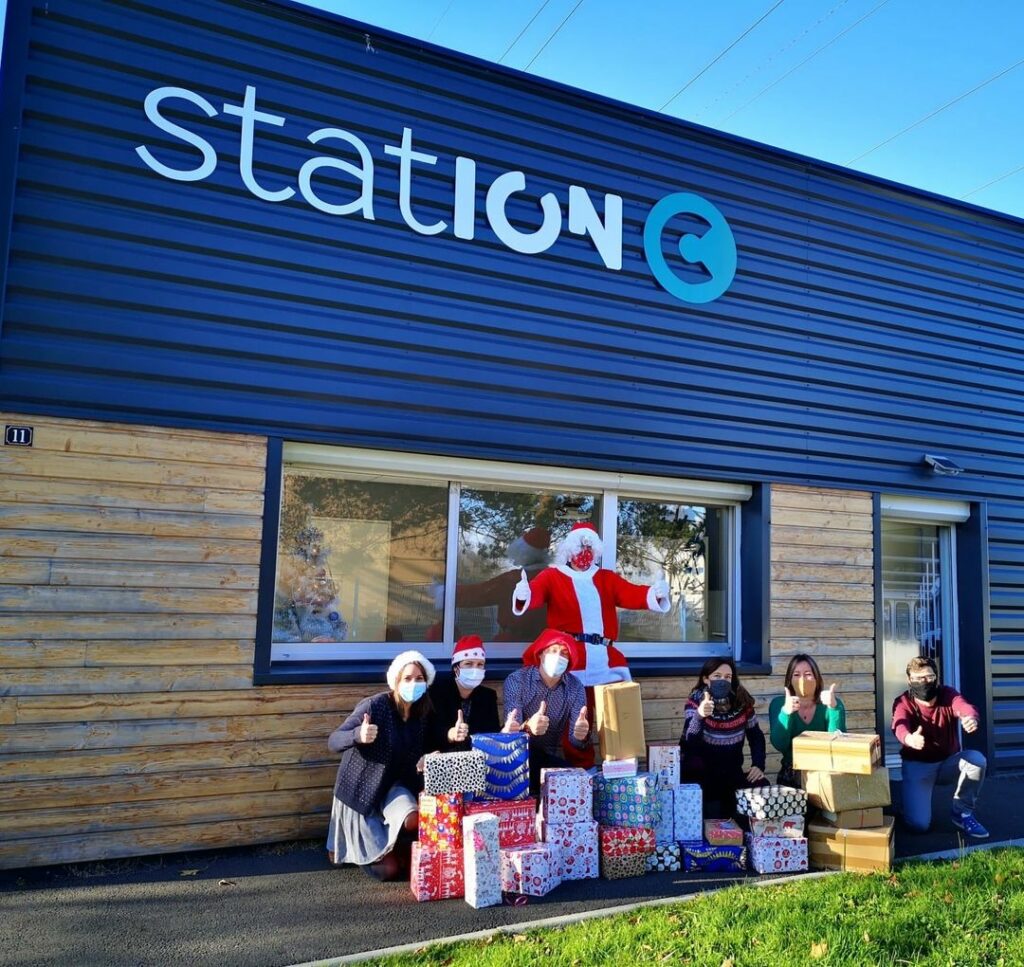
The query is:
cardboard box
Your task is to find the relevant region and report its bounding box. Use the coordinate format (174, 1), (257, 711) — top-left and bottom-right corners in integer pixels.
(499, 843), (561, 896)
(819, 807), (885, 829)
(424, 750), (488, 795)
(746, 834), (809, 874)
(802, 767), (891, 813)
(602, 757), (639, 779)
(681, 842), (747, 873)
(410, 842), (465, 901)
(593, 772), (660, 828)
(539, 819), (599, 880)
(595, 681), (647, 760)
(464, 797), (537, 848)
(791, 731), (882, 775)
(463, 812), (502, 908)
(704, 817), (743, 846)
(735, 784), (807, 820)
(807, 816), (895, 873)
(647, 742), (681, 789)
(417, 792), (463, 850)
(539, 767), (593, 825)
(646, 843), (682, 872)
(750, 815), (804, 839)
(470, 732), (530, 801)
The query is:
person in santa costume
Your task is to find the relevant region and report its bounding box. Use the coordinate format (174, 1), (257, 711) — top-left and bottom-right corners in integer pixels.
(511, 521), (671, 687)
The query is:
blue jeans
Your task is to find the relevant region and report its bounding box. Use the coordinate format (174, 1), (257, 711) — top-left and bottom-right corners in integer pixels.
(900, 750), (986, 832)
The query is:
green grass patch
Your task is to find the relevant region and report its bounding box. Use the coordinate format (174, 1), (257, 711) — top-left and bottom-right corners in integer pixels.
(371, 847), (1024, 966)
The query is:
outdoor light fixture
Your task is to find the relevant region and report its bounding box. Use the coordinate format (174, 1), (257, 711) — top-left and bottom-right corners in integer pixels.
(923, 453), (964, 476)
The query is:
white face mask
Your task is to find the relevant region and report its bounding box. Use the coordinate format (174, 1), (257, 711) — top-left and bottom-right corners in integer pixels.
(398, 680), (427, 703)
(457, 666), (485, 689)
(542, 653), (570, 679)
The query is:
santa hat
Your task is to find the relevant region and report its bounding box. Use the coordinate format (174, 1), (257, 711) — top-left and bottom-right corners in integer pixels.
(507, 526), (552, 567)
(554, 521), (604, 566)
(386, 649), (436, 689)
(521, 628), (578, 671)
(451, 634), (487, 665)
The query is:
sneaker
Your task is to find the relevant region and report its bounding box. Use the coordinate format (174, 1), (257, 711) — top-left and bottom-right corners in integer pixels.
(951, 811), (989, 839)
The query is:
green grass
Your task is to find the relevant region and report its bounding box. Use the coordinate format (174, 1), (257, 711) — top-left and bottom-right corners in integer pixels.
(371, 847), (1024, 966)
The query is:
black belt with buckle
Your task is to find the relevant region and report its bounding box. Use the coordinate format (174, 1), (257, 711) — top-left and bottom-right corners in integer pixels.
(572, 632), (612, 646)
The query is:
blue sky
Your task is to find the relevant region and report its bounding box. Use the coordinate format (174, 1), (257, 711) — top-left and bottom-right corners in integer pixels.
(1, 0), (1022, 218)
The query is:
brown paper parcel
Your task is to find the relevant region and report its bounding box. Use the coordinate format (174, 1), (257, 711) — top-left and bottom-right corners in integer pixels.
(595, 681), (647, 761)
(820, 807), (885, 829)
(807, 816), (894, 873)
(791, 731), (882, 775)
(802, 766), (891, 813)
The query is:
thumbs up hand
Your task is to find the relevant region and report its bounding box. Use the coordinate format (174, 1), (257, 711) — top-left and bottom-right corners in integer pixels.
(905, 725), (926, 750)
(357, 712), (378, 745)
(962, 715), (979, 734)
(698, 690), (715, 718)
(820, 682), (839, 709)
(782, 686), (800, 715)
(573, 705), (589, 741)
(503, 708), (521, 733)
(512, 568), (532, 610)
(528, 700), (550, 737)
(449, 708), (469, 744)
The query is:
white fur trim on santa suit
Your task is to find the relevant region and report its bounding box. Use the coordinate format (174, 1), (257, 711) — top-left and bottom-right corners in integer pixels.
(554, 526), (604, 567)
(647, 583), (671, 613)
(577, 643), (633, 687)
(557, 564), (604, 635)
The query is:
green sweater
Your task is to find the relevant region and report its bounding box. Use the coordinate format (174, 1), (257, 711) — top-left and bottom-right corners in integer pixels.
(768, 695), (847, 770)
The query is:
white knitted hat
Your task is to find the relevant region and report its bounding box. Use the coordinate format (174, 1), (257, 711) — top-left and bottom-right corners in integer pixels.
(387, 649), (436, 689)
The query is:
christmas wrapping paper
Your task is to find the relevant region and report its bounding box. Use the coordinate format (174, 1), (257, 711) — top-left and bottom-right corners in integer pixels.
(704, 818), (743, 846)
(601, 757), (639, 779)
(417, 792), (463, 851)
(593, 773), (660, 828)
(470, 732), (530, 801)
(464, 798), (537, 849)
(539, 819), (599, 881)
(463, 812), (502, 908)
(423, 750), (488, 796)
(735, 784), (808, 820)
(602, 852), (647, 880)
(791, 731), (882, 776)
(750, 815), (805, 839)
(499, 843), (561, 896)
(655, 789), (676, 846)
(745, 834), (809, 874)
(673, 784), (704, 841)
(599, 824), (655, 857)
(646, 742), (681, 790)
(410, 842), (465, 901)
(681, 842), (747, 873)
(540, 767), (593, 825)
(645, 843), (682, 872)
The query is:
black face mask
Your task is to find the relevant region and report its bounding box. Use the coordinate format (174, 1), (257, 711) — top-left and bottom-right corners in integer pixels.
(909, 680), (938, 702)
(708, 679), (733, 701)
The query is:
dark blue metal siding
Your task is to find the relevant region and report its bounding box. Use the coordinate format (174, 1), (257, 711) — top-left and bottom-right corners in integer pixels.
(1, 0), (1024, 764)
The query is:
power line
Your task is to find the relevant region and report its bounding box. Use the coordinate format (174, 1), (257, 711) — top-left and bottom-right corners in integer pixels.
(426, 0), (457, 41)
(847, 55), (1024, 165)
(523, 0), (586, 71)
(658, 0), (788, 112)
(498, 0), (552, 64)
(962, 162), (1024, 200)
(722, 0), (891, 123)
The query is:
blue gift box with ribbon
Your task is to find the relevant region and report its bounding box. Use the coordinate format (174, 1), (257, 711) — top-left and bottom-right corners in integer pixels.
(470, 732), (530, 801)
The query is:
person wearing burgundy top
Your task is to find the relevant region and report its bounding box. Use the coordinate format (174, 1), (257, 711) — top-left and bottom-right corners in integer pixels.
(891, 655), (988, 838)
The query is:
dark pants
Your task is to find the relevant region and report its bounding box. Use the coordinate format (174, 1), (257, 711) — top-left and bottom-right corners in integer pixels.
(682, 754), (767, 818)
(529, 745), (572, 798)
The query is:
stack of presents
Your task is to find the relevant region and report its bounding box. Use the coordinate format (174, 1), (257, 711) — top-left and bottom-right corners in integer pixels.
(410, 682), (894, 904)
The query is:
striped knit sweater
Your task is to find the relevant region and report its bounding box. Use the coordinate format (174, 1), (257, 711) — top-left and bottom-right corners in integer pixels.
(681, 687), (766, 774)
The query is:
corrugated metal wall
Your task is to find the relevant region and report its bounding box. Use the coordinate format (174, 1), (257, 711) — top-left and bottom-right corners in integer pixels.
(1, 0), (1023, 766)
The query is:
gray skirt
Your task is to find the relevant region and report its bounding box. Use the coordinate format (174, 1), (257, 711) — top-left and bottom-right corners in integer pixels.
(326, 784), (417, 866)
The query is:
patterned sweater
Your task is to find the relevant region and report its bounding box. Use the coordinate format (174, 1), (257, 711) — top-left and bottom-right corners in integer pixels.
(680, 687), (766, 773)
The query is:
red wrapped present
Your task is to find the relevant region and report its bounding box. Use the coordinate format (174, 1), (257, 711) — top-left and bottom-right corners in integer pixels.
(598, 824), (655, 858)
(539, 819), (599, 880)
(410, 842), (465, 901)
(500, 843), (560, 896)
(704, 817), (743, 846)
(464, 797), (537, 848)
(540, 767), (593, 825)
(746, 833), (809, 874)
(418, 792), (463, 850)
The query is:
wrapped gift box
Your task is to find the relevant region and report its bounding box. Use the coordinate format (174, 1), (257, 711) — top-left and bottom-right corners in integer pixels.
(646, 742), (681, 790)
(735, 784), (807, 820)
(599, 824), (655, 857)
(791, 731), (882, 776)
(681, 842), (747, 873)
(539, 818), (599, 880)
(417, 792), (463, 850)
(595, 681), (646, 761)
(704, 818), (743, 846)
(464, 797), (536, 848)
(654, 789), (676, 846)
(410, 842), (465, 901)
(540, 767), (593, 825)
(602, 757), (639, 779)
(745, 834), (809, 874)
(819, 806), (884, 829)
(424, 750), (487, 796)
(500, 843), (560, 896)
(593, 773), (660, 828)
(807, 816), (895, 873)
(803, 767), (891, 813)
(601, 852), (647, 880)
(463, 812), (502, 908)
(673, 784), (703, 841)
(645, 843), (682, 872)
(750, 815), (804, 839)
(471, 732), (530, 801)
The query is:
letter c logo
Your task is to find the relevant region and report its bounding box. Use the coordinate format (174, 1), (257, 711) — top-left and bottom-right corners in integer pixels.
(643, 192), (737, 304)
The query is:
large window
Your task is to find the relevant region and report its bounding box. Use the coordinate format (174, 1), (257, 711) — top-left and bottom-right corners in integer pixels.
(269, 444), (749, 664)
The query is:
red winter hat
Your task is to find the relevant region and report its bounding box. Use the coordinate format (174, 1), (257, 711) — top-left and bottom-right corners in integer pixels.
(521, 628), (577, 670)
(451, 634), (487, 665)
(523, 526), (550, 549)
